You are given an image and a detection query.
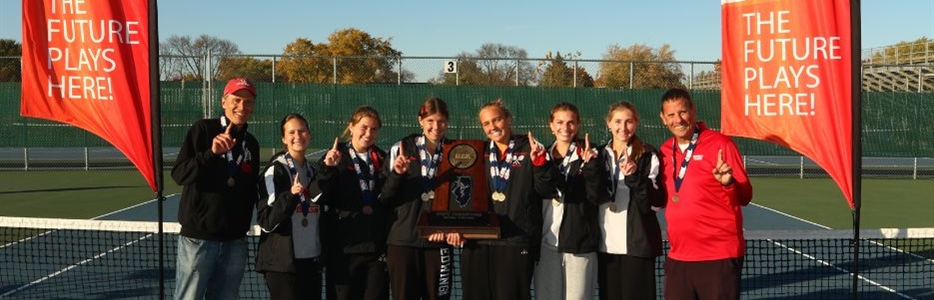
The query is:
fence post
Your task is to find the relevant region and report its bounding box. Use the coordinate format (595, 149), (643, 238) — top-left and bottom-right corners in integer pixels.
(397, 58), (402, 85)
(515, 59), (520, 86)
(799, 156), (804, 179)
(689, 63), (695, 89)
(84, 147), (89, 171)
(913, 157), (918, 180)
(629, 61), (634, 89)
(573, 61), (578, 88)
(272, 56), (277, 83)
(23, 147), (28, 171)
(332, 57), (338, 84)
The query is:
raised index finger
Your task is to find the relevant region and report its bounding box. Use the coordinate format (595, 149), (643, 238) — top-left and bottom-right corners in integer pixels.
(717, 149), (725, 166)
(584, 133), (591, 151)
(331, 137), (339, 151)
(224, 122), (233, 135)
(294, 173), (300, 185)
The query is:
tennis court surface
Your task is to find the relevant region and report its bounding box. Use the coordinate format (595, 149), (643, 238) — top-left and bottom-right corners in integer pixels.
(1, 195), (932, 299)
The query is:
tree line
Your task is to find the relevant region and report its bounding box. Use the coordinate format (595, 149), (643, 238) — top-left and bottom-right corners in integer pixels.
(0, 31), (930, 87)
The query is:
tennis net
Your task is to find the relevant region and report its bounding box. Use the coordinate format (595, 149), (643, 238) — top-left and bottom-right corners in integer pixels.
(1, 216), (932, 299)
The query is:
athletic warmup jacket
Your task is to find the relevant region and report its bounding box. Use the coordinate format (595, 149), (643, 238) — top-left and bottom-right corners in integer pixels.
(381, 134), (448, 248)
(172, 118), (259, 241)
(316, 142), (389, 255)
(479, 135), (558, 248)
(255, 152), (323, 273)
(598, 141), (664, 258)
(542, 139), (609, 254)
(659, 122), (753, 261)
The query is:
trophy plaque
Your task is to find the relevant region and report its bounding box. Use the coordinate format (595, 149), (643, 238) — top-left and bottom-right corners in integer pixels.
(416, 139), (500, 239)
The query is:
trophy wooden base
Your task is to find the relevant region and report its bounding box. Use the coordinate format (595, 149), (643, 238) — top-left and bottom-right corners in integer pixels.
(416, 211), (501, 239)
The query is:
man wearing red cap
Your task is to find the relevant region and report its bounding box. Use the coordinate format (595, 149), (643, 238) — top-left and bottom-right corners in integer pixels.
(172, 78), (260, 300)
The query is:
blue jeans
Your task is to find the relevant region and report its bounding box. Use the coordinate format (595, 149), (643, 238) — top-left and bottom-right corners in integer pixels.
(174, 236), (248, 300)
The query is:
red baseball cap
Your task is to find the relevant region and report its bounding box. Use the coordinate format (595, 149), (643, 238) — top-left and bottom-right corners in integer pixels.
(223, 78), (256, 97)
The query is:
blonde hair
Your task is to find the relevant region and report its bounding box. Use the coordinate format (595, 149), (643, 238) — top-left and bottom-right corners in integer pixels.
(342, 105), (382, 141)
(478, 98), (511, 120)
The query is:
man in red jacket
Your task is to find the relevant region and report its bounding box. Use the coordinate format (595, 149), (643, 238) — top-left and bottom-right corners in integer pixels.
(658, 88), (753, 300)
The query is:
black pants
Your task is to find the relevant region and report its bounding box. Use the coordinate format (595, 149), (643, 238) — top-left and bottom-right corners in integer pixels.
(663, 257), (744, 300)
(325, 252), (389, 300)
(459, 243), (534, 300)
(386, 245), (453, 300)
(597, 253), (656, 300)
(263, 257), (324, 300)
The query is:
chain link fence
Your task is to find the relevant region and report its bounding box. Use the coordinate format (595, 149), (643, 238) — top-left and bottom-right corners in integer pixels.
(0, 54), (932, 178)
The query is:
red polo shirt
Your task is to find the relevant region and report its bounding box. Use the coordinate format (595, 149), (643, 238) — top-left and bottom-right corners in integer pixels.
(659, 122), (753, 261)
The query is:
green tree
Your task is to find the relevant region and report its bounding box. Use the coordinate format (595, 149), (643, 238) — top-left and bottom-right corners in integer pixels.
(435, 43), (536, 86)
(159, 35), (240, 81)
(598, 43), (684, 89)
(217, 56), (274, 82)
(538, 51), (594, 87)
(0, 39), (22, 82)
(280, 28), (408, 84)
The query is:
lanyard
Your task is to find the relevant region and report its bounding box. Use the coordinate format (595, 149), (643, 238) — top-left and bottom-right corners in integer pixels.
(347, 143), (376, 205)
(488, 139), (515, 193)
(672, 127), (701, 193)
(220, 116), (245, 177)
(417, 135), (442, 191)
(552, 141), (578, 180)
(285, 152), (314, 217)
(607, 141), (630, 197)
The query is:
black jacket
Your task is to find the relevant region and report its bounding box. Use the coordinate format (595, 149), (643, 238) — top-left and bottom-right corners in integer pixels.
(478, 135), (559, 248)
(381, 134), (448, 248)
(316, 142), (388, 255)
(548, 139), (610, 254)
(599, 142), (664, 258)
(172, 118), (259, 241)
(255, 153), (324, 273)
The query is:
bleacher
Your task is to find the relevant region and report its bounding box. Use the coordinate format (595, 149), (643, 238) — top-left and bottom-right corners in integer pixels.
(689, 39), (934, 92)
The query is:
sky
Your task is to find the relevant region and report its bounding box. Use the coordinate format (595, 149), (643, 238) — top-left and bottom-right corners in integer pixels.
(1, 0), (932, 61)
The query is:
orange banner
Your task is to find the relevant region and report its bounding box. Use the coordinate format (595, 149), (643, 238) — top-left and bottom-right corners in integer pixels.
(721, 0), (853, 208)
(21, 0), (155, 191)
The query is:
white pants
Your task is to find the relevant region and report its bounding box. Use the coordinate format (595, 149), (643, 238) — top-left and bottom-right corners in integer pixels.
(533, 246), (597, 300)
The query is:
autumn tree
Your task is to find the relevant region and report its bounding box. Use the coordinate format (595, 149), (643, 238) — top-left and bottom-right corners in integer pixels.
(217, 56), (274, 82)
(436, 43), (537, 86)
(538, 51), (594, 87)
(279, 28), (409, 84)
(0, 39), (22, 82)
(598, 43), (684, 89)
(159, 35), (240, 81)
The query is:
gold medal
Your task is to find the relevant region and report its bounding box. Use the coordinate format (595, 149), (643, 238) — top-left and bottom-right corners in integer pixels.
(492, 192), (506, 202)
(552, 198), (560, 207)
(301, 218), (308, 227)
(226, 177), (235, 187)
(428, 190), (435, 199)
(421, 192), (431, 202)
(672, 194), (679, 203)
(609, 203), (618, 213)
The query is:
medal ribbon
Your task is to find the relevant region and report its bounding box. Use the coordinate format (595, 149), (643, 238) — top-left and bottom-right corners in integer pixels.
(348, 143), (376, 205)
(673, 127), (701, 193)
(607, 141), (631, 197)
(417, 135), (442, 192)
(551, 141), (578, 199)
(220, 116), (245, 179)
(488, 139), (515, 193)
(285, 152), (314, 217)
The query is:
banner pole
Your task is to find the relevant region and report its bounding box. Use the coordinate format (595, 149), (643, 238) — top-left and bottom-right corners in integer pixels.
(850, 0), (863, 298)
(148, 0), (165, 298)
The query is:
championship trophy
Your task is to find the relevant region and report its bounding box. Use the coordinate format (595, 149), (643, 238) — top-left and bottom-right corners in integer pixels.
(416, 140), (500, 239)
